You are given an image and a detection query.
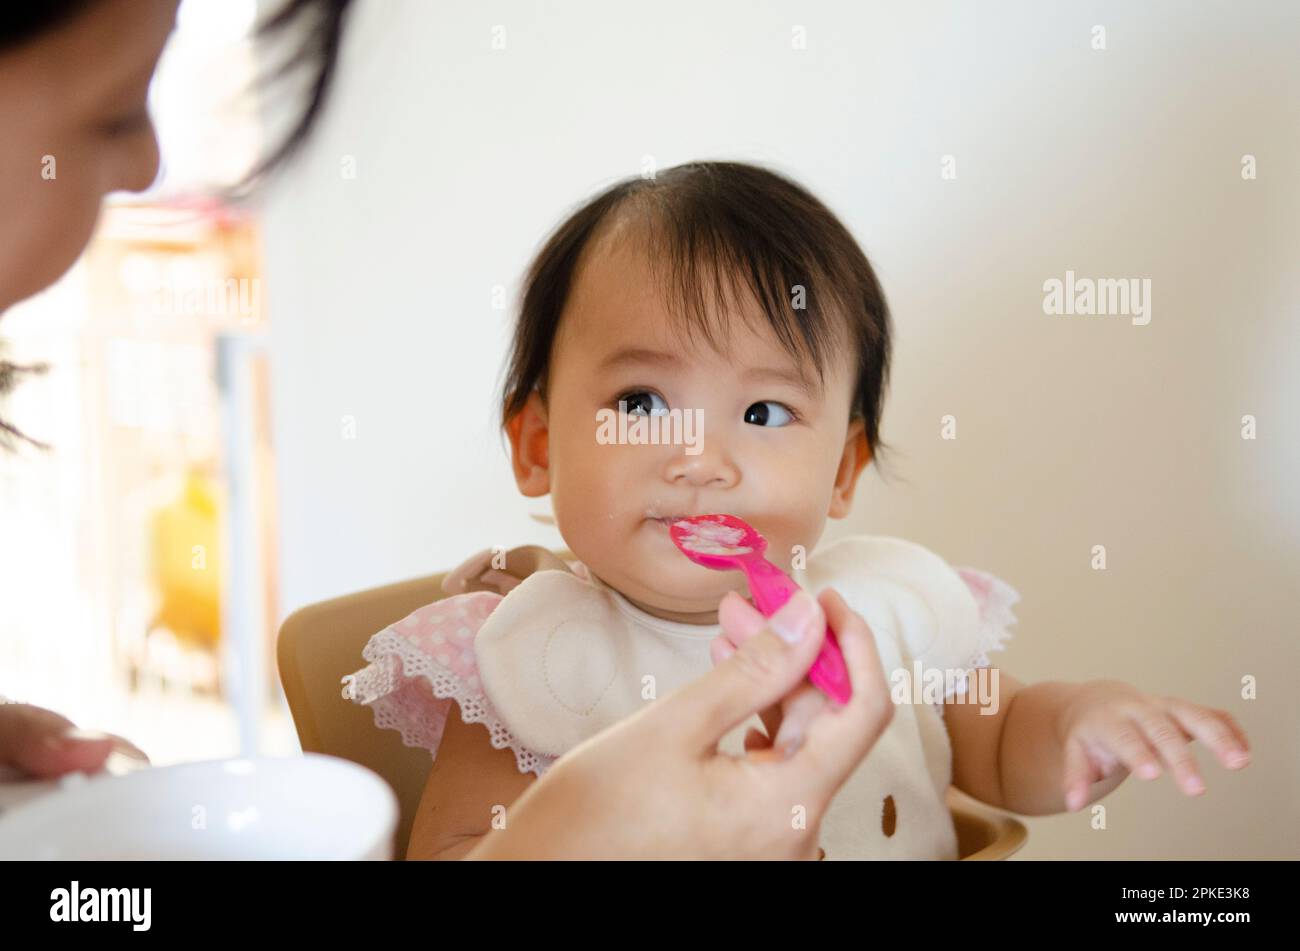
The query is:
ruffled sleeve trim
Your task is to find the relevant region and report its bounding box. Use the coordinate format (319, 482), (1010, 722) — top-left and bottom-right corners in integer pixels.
(954, 566), (1020, 671)
(937, 567), (1021, 709)
(340, 591), (556, 778)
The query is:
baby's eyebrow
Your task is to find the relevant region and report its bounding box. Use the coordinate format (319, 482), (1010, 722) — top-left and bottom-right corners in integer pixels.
(598, 347), (677, 372)
(745, 364), (820, 400)
(597, 346), (819, 400)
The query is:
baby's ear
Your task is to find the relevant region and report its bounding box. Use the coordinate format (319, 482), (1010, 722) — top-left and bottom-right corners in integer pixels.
(506, 390), (551, 497)
(829, 418), (871, 518)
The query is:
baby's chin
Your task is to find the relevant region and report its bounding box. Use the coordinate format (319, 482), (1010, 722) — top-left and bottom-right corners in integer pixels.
(562, 518), (759, 619)
(598, 556), (750, 620)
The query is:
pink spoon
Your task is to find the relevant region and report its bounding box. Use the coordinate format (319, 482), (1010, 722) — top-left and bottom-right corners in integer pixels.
(668, 514), (852, 704)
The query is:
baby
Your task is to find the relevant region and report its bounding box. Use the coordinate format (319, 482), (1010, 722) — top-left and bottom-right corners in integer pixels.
(344, 161), (1251, 860)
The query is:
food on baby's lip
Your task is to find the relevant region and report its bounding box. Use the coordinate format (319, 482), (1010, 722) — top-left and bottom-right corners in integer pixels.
(670, 518), (752, 556)
(668, 513), (852, 705)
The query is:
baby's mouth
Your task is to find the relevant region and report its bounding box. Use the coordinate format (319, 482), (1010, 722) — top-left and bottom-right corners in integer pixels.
(645, 505), (693, 524)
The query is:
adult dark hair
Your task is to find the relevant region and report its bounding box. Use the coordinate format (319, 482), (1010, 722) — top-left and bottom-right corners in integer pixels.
(3, 1), (352, 169)
(0, 0), (355, 448)
(240, 0), (356, 187)
(500, 161), (895, 479)
(0, 2), (101, 50)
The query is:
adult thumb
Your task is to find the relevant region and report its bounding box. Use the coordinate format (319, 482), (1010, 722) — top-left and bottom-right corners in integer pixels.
(665, 589), (827, 754)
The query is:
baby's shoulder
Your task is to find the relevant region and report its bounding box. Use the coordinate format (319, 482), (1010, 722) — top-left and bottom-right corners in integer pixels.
(811, 531), (949, 561)
(804, 533), (969, 598)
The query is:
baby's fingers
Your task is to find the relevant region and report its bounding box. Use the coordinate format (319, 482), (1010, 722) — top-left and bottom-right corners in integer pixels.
(1164, 698), (1251, 771)
(1131, 709), (1204, 795)
(441, 548), (494, 594)
(1063, 737), (1100, 811)
(1093, 715), (1164, 783)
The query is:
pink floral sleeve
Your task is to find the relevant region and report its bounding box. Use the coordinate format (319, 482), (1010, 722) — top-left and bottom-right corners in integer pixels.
(340, 591), (554, 776)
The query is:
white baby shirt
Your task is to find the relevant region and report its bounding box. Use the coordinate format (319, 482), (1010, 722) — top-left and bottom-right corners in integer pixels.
(344, 533), (1019, 859)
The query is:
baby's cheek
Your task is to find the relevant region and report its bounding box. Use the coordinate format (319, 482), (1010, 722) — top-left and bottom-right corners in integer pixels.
(551, 450), (639, 555)
(754, 468), (833, 543)
(765, 508), (829, 569)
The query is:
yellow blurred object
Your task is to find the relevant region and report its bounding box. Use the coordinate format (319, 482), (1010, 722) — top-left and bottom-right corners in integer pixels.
(150, 469), (222, 649)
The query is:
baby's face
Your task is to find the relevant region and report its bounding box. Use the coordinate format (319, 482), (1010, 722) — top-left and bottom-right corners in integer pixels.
(510, 223), (868, 624)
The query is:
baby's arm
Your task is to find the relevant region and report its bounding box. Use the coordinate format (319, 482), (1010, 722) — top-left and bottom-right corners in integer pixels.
(406, 704), (536, 860)
(944, 670), (1115, 814)
(945, 673), (1250, 816)
(945, 673), (1122, 814)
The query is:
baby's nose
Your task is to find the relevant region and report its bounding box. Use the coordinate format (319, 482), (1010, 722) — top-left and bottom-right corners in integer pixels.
(664, 445), (738, 488)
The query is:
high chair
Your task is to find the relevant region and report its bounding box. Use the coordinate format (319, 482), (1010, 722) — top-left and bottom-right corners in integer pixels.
(277, 552), (1029, 860)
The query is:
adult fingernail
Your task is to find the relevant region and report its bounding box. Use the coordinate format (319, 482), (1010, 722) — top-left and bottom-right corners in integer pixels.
(111, 739), (150, 762)
(43, 728), (111, 750)
(771, 590), (817, 644)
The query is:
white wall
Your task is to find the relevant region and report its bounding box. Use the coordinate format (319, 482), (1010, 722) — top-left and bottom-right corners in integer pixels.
(262, 0), (1300, 858)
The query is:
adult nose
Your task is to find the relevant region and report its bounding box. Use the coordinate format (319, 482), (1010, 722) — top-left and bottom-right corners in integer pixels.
(116, 118), (162, 194)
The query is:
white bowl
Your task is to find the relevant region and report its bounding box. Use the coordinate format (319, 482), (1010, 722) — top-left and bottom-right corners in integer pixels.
(0, 753), (398, 860)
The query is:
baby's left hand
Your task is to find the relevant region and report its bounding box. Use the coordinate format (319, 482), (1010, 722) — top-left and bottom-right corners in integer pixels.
(1056, 679), (1251, 811)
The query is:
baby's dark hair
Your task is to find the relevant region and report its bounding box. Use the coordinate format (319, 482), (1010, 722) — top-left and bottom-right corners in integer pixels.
(498, 161), (895, 478)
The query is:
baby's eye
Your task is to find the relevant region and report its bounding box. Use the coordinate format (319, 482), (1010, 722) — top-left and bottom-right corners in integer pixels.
(617, 390), (670, 417)
(744, 401), (796, 427)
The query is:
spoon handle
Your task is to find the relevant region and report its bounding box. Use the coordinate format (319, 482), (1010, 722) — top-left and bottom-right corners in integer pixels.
(742, 555), (802, 616)
(742, 556), (853, 705)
